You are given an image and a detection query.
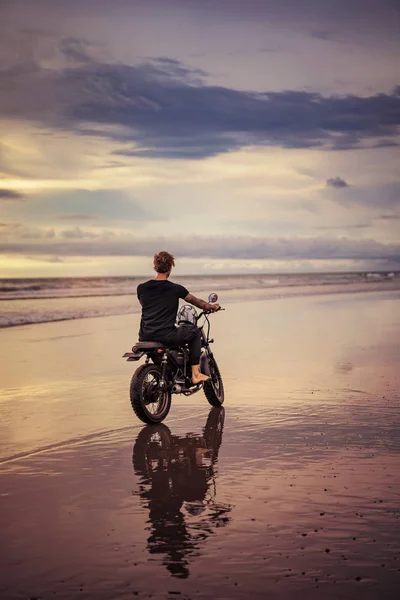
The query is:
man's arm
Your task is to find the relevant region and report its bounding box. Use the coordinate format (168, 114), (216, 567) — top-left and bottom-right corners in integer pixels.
(184, 293), (220, 312)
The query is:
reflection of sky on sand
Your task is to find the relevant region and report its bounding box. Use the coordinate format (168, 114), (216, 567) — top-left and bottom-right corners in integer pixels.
(0, 290), (399, 460)
(1, 395), (399, 597)
(0, 291), (399, 598)
(1, 401), (400, 596)
(217, 291), (399, 402)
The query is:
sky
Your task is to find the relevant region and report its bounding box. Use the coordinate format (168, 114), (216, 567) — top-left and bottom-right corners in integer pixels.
(0, 0), (399, 277)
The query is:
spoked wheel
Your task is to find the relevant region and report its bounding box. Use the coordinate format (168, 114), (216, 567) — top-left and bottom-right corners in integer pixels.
(203, 355), (224, 407)
(130, 364), (171, 424)
(132, 424), (172, 479)
(203, 407), (225, 458)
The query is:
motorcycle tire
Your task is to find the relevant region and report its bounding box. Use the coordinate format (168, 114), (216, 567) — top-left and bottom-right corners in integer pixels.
(130, 364), (172, 424)
(132, 424), (172, 479)
(203, 407), (225, 458)
(203, 356), (224, 407)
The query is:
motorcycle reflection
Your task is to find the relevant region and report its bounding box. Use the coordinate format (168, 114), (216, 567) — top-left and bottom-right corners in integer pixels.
(132, 407), (231, 578)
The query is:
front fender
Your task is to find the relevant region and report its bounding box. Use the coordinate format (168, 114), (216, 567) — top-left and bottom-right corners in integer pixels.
(200, 351), (210, 376)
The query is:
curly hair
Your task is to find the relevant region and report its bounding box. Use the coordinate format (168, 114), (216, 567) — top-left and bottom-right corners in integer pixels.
(153, 251), (175, 273)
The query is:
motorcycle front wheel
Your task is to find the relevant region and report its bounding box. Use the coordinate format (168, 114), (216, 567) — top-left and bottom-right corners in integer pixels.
(130, 364), (171, 424)
(203, 356), (224, 407)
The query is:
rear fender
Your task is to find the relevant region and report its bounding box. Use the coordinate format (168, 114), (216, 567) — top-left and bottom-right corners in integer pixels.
(123, 351), (144, 362)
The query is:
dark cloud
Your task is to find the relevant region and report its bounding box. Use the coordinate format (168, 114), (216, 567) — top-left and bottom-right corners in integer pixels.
(168, 0), (400, 21)
(143, 56), (208, 83)
(50, 74), (400, 156)
(373, 139), (399, 148)
(326, 177), (349, 188)
(0, 52), (399, 158)
(4, 0), (398, 37)
(0, 189), (24, 200)
(1, 232), (399, 264)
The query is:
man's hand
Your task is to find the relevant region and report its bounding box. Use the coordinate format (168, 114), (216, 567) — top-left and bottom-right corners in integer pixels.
(205, 302), (220, 312)
(185, 293), (220, 312)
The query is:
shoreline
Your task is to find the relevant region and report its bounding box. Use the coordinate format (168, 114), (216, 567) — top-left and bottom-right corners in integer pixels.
(1, 279), (399, 330)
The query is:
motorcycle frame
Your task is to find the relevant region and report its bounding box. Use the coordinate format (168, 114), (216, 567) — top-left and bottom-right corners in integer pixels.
(123, 310), (216, 396)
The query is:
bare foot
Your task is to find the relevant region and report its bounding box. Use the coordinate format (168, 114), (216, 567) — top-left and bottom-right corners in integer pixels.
(192, 372), (209, 384)
(195, 447), (209, 465)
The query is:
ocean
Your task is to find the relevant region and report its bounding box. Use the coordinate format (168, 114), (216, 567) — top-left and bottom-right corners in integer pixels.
(0, 272), (399, 328)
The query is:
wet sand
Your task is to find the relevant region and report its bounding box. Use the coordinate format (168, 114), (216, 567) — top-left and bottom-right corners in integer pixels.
(1, 290), (399, 599)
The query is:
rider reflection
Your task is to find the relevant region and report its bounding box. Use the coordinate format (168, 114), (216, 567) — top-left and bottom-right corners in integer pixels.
(132, 407), (231, 578)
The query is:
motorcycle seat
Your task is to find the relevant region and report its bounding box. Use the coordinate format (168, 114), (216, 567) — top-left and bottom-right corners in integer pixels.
(133, 342), (165, 351)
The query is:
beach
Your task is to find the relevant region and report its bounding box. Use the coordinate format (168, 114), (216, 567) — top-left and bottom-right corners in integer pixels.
(1, 287), (399, 599)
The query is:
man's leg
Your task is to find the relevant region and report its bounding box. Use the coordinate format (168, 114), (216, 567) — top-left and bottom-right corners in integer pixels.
(162, 326), (209, 384)
(185, 328), (209, 384)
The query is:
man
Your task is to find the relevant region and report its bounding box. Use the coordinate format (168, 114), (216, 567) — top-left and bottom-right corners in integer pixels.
(137, 251), (220, 384)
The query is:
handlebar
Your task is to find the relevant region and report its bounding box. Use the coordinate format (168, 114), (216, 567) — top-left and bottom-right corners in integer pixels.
(196, 307), (225, 321)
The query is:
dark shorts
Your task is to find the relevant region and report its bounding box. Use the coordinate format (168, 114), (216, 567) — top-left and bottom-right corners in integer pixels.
(157, 325), (200, 347)
(150, 325), (202, 365)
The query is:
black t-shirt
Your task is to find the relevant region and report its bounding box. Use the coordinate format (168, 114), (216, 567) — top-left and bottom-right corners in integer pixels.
(137, 279), (189, 340)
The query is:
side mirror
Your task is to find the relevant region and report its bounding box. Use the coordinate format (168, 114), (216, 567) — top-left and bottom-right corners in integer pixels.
(208, 293), (218, 304)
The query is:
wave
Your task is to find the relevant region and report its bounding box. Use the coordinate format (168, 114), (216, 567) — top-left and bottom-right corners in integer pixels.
(0, 304), (140, 329)
(0, 285), (43, 293)
(1, 271), (398, 301)
(1, 277), (399, 329)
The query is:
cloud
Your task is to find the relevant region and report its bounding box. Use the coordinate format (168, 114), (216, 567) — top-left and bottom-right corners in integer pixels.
(57, 213), (98, 220)
(143, 56), (208, 83)
(0, 223), (55, 240)
(59, 37), (98, 64)
(326, 177), (349, 188)
(314, 222), (369, 230)
(0, 189), (24, 200)
(60, 226), (98, 239)
(1, 232), (399, 264)
(26, 255), (64, 264)
(23, 189), (154, 222)
(373, 139), (399, 148)
(0, 51), (399, 158)
(8, 0), (398, 38)
(378, 214), (400, 220)
(310, 29), (338, 42)
(329, 182), (400, 209)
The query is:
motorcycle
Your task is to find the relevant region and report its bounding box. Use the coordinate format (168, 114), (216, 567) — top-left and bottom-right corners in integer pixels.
(123, 293), (224, 424)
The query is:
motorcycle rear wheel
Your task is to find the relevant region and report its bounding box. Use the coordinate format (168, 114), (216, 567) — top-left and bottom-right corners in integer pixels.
(203, 356), (224, 407)
(130, 364), (171, 424)
(132, 424), (172, 478)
